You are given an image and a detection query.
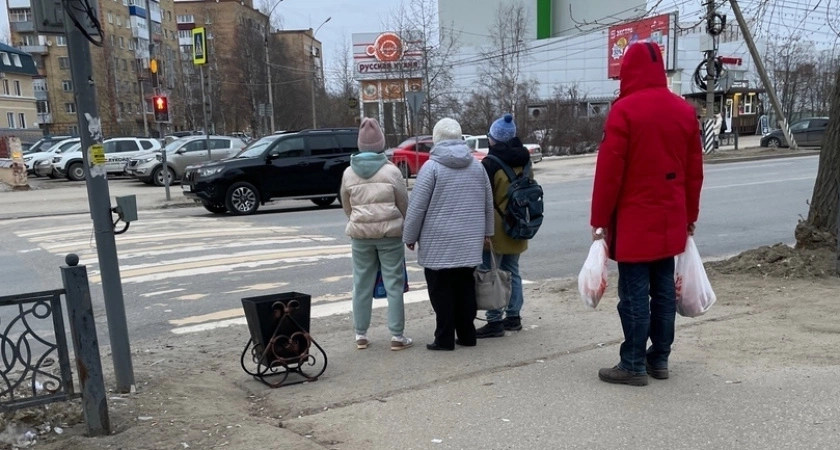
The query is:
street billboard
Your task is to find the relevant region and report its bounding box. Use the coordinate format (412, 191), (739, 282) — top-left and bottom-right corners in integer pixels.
(607, 13), (677, 79)
(352, 31), (424, 80)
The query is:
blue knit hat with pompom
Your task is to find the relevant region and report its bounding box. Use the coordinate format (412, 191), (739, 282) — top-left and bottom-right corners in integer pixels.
(488, 113), (516, 143)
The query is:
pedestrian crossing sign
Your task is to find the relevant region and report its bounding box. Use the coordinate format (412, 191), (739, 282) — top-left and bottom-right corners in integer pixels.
(192, 27), (207, 65)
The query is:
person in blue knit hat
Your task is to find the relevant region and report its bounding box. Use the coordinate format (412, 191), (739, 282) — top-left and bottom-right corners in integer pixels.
(477, 113), (533, 338)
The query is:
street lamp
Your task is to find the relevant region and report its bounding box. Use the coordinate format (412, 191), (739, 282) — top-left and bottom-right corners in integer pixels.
(264, 0), (285, 134)
(310, 16), (331, 129)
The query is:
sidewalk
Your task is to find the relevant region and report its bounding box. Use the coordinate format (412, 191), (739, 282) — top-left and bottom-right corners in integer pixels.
(8, 269), (839, 449)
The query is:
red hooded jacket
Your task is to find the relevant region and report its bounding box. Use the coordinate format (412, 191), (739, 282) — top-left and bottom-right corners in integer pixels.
(590, 42), (704, 263)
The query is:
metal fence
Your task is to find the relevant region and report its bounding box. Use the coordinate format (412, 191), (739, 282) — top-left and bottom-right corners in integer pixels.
(0, 289), (78, 411)
(0, 256), (110, 436)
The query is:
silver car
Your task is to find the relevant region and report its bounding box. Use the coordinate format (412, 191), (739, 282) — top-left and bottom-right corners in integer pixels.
(127, 135), (246, 186)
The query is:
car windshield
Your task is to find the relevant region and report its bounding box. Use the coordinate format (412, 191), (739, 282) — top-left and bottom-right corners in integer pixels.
(24, 139), (54, 154)
(236, 136), (280, 158)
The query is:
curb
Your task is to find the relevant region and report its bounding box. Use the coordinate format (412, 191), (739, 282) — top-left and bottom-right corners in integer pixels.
(704, 150), (820, 165)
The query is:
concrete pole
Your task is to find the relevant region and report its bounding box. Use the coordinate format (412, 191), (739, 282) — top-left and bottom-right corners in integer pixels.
(200, 64), (211, 159)
(703, 0), (717, 154)
(728, 0), (798, 150)
(265, 26), (275, 134)
(64, 2), (135, 393)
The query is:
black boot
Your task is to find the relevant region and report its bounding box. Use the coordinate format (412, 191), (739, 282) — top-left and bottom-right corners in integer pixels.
(502, 316), (522, 331)
(476, 321), (505, 338)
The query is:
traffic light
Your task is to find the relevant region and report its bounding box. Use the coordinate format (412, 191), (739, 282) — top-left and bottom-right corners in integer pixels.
(153, 95), (169, 123)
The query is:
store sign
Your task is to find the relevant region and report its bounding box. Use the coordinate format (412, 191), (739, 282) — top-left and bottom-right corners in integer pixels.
(353, 31), (423, 80)
(607, 13), (677, 79)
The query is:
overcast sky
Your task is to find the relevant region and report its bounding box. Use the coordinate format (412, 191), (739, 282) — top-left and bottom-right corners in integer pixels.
(0, 0), (399, 85)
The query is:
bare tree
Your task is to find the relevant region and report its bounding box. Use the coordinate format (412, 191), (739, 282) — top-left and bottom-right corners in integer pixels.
(227, 20), (268, 135)
(480, 2), (529, 114)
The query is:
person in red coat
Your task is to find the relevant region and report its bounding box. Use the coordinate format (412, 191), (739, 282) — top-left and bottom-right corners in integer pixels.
(590, 42), (704, 386)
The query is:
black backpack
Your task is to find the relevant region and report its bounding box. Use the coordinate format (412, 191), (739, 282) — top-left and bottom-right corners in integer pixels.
(485, 155), (544, 240)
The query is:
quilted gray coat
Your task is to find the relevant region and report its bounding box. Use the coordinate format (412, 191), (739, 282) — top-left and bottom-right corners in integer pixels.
(403, 139), (494, 269)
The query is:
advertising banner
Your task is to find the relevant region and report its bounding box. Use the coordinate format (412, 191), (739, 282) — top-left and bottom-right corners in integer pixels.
(352, 31), (423, 80)
(607, 13), (677, 79)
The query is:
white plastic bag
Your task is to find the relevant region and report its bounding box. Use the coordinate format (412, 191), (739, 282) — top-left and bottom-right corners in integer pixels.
(674, 237), (717, 317)
(578, 239), (609, 309)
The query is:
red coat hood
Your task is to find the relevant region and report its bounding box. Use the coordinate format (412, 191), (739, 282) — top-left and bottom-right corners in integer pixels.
(618, 42), (667, 99)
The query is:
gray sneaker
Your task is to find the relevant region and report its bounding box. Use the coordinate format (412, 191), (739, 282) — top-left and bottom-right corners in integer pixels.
(355, 334), (370, 349)
(390, 335), (414, 351)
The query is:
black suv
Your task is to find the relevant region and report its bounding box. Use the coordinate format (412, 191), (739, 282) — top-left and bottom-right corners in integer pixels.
(182, 128), (359, 215)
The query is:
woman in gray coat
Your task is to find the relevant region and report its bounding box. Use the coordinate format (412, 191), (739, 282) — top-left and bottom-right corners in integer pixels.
(403, 118), (494, 351)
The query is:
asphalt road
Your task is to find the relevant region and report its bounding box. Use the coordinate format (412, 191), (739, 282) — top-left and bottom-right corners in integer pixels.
(0, 155), (818, 342)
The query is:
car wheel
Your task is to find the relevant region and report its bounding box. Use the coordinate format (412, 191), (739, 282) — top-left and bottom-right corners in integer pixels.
(202, 202), (227, 214)
(153, 166), (175, 187)
(311, 197), (336, 207)
(67, 162), (85, 181)
(767, 137), (782, 148)
(47, 171), (57, 179)
(397, 162), (410, 179)
(225, 181), (260, 215)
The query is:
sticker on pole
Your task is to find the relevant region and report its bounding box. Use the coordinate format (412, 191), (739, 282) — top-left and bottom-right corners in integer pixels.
(90, 144), (106, 165)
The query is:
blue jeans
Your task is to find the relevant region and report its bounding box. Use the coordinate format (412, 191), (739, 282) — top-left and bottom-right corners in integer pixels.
(481, 251), (523, 323)
(616, 257), (676, 375)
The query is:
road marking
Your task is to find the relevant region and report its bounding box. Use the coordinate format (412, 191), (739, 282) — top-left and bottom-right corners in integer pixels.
(175, 293), (207, 301)
(704, 176), (814, 190)
(321, 274), (353, 283)
(224, 282), (290, 294)
(139, 288), (185, 298)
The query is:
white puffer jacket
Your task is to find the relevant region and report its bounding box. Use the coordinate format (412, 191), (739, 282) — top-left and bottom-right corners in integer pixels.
(340, 152), (408, 239)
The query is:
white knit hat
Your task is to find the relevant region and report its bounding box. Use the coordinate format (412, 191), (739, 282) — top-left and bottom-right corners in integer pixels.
(432, 118), (462, 144)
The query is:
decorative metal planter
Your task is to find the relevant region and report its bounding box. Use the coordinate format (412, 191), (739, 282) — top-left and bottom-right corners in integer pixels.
(239, 292), (327, 388)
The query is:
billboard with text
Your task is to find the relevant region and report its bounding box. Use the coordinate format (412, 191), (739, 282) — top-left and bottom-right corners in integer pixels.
(607, 13), (677, 79)
(352, 31), (424, 80)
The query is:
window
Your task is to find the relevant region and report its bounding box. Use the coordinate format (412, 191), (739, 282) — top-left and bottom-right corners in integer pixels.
(205, 14), (213, 24)
(167, 11), (172, 21)
(6, 113), (15, 128)
(743, 94), (754, 115)
(1, 53), (10, 65)
(56, 36), (67, 46)
(59, 57), (71, 69)
(107, 12), (113, 23)
(307, 136), (339, 156)
(11, 55), (22, 67)
(121, 59), (127, 71)
(116, 140), (139, 152)
(336, 134), (358, 152)
(139, 139), (154, 149)
(178, 30), (192, 39)
(1, 80), (8, 95)
(811, 119), (829, 129)
(184, 140), (205, 152)
(68, 125), (79, 135)
(128, 40), (135, 50)
(791, 120), (810, 131)
(119, 37), (125, 48)
(210, 138), (231, 149)
(176, 15), (194, 23)
(18, 113), (26, 129)
(65, 102), (77, 113)
(62, 80), (73, 92)
(13, 81), (21, 96)
(116, 16), (122, 27)
(134, 82), (139, 94)
(9, 9), (32, 22)
(269, 138), (305, 158)
(110, 35), (115, 46)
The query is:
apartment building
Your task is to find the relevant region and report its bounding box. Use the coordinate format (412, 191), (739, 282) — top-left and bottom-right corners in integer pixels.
(274, 29), (324, 84)
(6, 0), (180, 137)
(0, 43), (38, 132)
(172, 0), (268, 133)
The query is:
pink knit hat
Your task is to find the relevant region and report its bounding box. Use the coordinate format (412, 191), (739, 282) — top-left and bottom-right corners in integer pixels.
(357, 117), (386, 153)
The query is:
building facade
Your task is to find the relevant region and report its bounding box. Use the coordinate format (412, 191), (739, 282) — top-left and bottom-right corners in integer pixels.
(0, 43), (39, 133)
(6, 0), (180, 137)
(274, 29), (324, 86)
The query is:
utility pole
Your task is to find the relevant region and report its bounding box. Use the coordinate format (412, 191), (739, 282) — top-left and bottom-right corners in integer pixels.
(63, 1), (135, 393)
(728, 0), (797, 150)
(265, 29), (275, 133)
(703, 0), (718, 154)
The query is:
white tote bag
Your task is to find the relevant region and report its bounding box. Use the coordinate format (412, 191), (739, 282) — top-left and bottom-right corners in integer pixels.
(474, 243), (512, 311)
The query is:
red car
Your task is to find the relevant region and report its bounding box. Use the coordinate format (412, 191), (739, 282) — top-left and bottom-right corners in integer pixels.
(389, 138), (485, 178)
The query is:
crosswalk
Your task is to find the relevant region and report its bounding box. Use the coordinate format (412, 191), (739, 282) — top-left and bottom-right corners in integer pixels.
(12, 210), (531, 336)
(10, 210), (431, 334)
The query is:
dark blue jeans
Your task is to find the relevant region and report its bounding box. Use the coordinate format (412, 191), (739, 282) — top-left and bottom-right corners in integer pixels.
(616, 257), (676, 375)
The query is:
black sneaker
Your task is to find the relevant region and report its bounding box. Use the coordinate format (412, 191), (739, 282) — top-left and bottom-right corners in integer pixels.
(476, 321), (505, 338)
(503, 316), (522, 331)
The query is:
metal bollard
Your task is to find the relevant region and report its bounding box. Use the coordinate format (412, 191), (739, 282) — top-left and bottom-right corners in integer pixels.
(60, 253), (111, 437)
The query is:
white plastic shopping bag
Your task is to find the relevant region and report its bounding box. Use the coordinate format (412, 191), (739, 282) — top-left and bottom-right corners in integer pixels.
(578, 238), (609, 309)
(674, 237), (717, 317)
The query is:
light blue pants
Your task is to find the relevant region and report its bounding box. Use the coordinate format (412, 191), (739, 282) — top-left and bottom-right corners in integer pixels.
(351, 237), (406, 336)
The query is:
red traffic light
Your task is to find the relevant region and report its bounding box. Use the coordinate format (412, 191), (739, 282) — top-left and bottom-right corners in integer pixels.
(153, 96), (168, 111)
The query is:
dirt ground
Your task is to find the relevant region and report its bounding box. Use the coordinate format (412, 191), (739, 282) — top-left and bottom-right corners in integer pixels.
(3, 250), (839, 449)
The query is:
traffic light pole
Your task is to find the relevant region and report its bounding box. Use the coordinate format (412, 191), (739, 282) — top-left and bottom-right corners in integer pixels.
(200, 64), (211, 160)
(64, 1), (135, 393)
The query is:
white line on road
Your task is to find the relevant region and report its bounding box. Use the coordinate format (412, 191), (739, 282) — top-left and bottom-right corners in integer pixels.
(704, 176), (814, 190)
(139, 288), (186, 298)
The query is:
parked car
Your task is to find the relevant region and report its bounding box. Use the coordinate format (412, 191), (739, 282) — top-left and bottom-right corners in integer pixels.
(465, 134), (543, 164)
(28, 138), (81, 177)
(24, 137), (80, 176)
(760, 117), (829, 148)
(389, 137), (486, 178)
(181, 128), (359, 215)
(53, 137), (162, 181)
(21, 135), (74, 157)
(126, 135), (246, 186)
